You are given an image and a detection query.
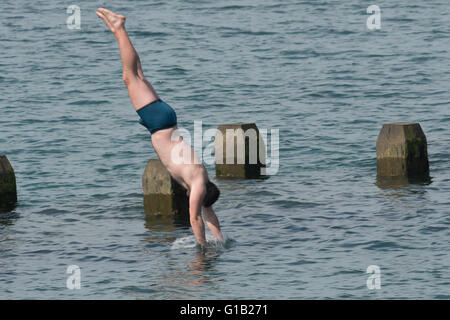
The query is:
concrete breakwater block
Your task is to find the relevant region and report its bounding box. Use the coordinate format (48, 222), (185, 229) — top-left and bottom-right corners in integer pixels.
(376, 122), (429, 178)
(142, 159), (189, 217)
(215, 123), (266, 179)
(0, 155), (17, 210)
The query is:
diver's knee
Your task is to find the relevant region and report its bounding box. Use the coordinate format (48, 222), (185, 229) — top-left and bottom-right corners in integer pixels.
(122, 72), (143, 86)
(122, 73), (131, 86)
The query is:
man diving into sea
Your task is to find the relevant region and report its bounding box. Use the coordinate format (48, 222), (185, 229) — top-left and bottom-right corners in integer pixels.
(96, 8), (224, 247)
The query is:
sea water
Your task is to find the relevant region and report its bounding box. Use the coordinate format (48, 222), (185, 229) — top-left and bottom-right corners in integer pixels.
(0, 0), (449, 299)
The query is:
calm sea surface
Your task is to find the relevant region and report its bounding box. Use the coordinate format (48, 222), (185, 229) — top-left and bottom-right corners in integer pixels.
(1, 0), (449, 299)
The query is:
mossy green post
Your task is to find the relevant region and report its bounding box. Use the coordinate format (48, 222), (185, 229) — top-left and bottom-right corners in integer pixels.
(0, 155), (17, 211)
(376, 122), (429, 178)
(142, 159), (189, 217)
(215, 123), (266, 179)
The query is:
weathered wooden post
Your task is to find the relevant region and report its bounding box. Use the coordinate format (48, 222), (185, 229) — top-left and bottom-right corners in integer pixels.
(376, 122), (430, 179)
(0, 155), (17, 211)
(215, 123), (266, 179)
(142, 158), (189, 217)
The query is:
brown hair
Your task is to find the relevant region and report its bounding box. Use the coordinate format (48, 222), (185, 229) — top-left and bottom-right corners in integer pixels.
(203, 181), (220, 207)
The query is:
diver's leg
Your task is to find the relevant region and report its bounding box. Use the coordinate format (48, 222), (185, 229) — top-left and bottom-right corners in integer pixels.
(96, 8), (159, 110)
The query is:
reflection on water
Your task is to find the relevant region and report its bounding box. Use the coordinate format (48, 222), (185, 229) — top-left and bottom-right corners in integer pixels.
(139, 213), (225, 298)
(375, 175), (432, 190)
(186, 249), (221, 287)
(375, 175), (432, 205)
(0, 210), (19, 227)
(138, 246), (225, 299)
(119, 248), (223, 300)
(0, 203), (17, 215)
(142, 213), (190, 244)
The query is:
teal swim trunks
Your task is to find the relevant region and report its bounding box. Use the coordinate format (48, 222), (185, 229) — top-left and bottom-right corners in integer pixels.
(137, 99), (177, 134)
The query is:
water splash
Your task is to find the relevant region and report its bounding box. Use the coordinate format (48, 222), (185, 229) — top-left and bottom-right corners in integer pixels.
(171, 234), (234, 250)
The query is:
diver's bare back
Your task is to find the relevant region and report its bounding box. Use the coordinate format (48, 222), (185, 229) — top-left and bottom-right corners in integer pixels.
(150, 126), (208, 192)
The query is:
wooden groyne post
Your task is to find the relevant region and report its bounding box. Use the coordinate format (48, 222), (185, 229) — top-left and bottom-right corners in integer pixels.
(142, 159), (189, 217)
(0, 155), (17, 211)
(215, 123), (266, 179)
(376, 122), (430, 179)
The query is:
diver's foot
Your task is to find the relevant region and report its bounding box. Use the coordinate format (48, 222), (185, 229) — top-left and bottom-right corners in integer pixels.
(96, 8), (126, 34)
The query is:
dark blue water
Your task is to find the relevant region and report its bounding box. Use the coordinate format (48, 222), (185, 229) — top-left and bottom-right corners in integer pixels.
(1, 0), (449, 299)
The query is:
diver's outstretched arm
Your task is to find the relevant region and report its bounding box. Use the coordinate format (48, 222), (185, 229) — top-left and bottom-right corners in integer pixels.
(203, 206), (224, 243)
